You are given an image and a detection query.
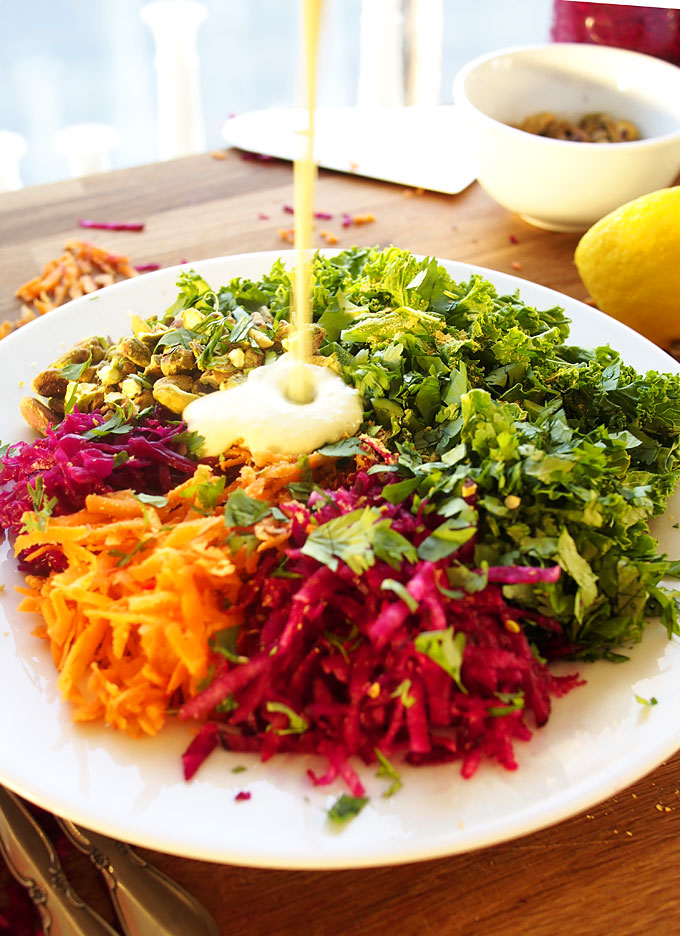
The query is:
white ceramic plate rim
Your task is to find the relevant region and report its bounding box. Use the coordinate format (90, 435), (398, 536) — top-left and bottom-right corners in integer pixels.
(0, 250), (679, 870)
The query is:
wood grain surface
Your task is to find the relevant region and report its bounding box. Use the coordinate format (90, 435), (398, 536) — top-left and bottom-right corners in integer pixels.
(1, 153), (679, 936)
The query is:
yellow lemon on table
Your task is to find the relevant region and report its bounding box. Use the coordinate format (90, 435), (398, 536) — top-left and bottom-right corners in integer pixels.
(574, 186), (680, 350)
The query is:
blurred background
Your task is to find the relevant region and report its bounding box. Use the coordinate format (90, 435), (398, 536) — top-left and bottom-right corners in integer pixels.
(0, 0), (553, 188)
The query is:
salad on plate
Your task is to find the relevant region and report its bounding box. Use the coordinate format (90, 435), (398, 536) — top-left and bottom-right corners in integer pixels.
(2, 245), (679, 819)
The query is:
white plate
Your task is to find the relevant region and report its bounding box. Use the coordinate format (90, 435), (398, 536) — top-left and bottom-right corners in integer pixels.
(1, 252), (679, 870)
(221, 107), (476, 194)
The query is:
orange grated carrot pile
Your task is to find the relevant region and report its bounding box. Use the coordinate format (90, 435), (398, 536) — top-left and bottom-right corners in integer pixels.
(5, 240), (139, 341)
(13, 458), (322, 738)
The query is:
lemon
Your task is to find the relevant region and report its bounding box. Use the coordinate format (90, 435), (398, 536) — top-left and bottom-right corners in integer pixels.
(574, 186), (680, 349)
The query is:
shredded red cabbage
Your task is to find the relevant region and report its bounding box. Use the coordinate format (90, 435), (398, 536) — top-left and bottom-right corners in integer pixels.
(134, 263), (161, 272)
(77, 219), (145, 232)
(0, 410), (197, 573)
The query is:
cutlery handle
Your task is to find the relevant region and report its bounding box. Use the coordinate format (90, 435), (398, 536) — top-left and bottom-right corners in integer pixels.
(0, 788), (120, 936)
(58, 819), (219, 936)
(30, 884), (123, 936)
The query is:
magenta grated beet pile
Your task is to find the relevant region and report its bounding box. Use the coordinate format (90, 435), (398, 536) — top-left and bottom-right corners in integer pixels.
(180, 468), (583, 793)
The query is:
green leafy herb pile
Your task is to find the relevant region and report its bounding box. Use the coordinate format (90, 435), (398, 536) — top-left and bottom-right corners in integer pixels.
(169, 245), (680, 661)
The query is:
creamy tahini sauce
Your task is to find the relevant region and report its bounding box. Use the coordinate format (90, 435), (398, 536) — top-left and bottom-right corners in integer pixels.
(183, 354), (363, 459)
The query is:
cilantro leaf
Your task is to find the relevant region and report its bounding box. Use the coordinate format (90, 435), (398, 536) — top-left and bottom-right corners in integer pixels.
(81, 404), (137, 440)
(181, 475), (226, 515)
(327, 794), (369, 824)
(265, 701), (309, 735)
(134, 493), (168, 508)
(21, 478), (58, 534)
(301, 508), (416, 574)
(316, 437), (364, 457)
(59, 351), (92, 381)
(381, 578), (419, 613)
(374, 749), (403, 797)
(390, 678), (416, 708)
(302, 508), (378, 574)
(223, 489), (271, 527)
(414, 627), (467, 693)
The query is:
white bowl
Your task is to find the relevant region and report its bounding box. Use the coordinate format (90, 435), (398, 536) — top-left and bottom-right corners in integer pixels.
(452, 43), (680, 232)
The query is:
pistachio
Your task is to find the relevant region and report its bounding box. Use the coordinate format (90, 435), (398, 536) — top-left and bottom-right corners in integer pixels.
(277, 322), (325, 355)
(70, 382), (106, 413)
(54, 337), (108, 367)
(52, 346), (92, 369)
(219, 374), (246, 391)
(243, 348), (265, 369)
(76, 336), (108, 364)
(121, 377), (144, 399)
(120, 336), (152, 367)
(102, 391), (130, 414)
(118, 359), (137, 379)
(143, 354), (164, 382)
(192, 373), (220, 393)
(32, 369), (69, 399)
(227, 348), (246, 369)
(252, 307), (274, 327)
(19, 396), (58, 434)
(135, 390), (155, 411)
(161, 346), (196, 376)
(77, 366), (98, 384)
(518, 111), (556, 135)
(614, 119), (639, 142)
(249, 327), (274, 349)
(152, 376), (199, 414)
(193, 367), (237, 392)
(97, 362), (123, 386)
(138, 330), (167, 350)
(183, 307), (205, 330)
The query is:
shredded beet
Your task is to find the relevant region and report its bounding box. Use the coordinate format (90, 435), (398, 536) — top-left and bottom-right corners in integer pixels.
(182, 723), (220, 780)
(77, 219), (145, 232)
(179, 468), (582, 789)
(134, 263), (161, 272)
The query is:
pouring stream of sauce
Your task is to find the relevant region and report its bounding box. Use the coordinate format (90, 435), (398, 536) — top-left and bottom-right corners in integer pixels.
(184, 0), (364, 458)
(289, 0), (322, 405)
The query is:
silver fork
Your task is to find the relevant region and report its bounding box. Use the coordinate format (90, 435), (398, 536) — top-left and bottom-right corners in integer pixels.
(0, 786), (220, 936)
(0, 785), (120, 936)
(56, 817), (220, 936)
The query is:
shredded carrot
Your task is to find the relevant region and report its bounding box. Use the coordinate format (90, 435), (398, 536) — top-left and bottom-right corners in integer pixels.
(13, 460), (330, 738)
(9, 240), (139, 342)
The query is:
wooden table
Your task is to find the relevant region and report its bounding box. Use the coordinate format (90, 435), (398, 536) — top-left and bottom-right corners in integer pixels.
(1, 154), (679, 936)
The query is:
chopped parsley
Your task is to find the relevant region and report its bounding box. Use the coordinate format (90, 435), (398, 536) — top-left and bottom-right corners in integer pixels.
(327, 794), (369, 824)
(375, 749), (402, 797)
(414, 627), (467, 693)
(21, 478), (57, 533)
(181, 475), (226, 515)
(223, 489), (271, 527)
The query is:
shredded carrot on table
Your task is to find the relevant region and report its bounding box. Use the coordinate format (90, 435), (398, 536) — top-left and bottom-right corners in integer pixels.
(5, 240), (139, 342)
(13, 458), (323, 738)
